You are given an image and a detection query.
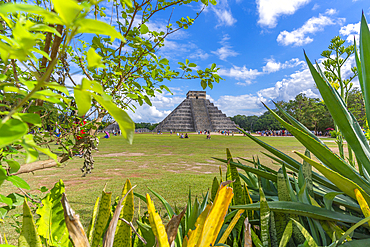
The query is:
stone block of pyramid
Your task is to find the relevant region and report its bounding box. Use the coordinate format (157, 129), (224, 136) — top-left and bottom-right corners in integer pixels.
(154, 91), (239, 132)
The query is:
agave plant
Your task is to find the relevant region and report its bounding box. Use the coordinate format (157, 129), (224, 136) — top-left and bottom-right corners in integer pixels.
(6, 177), (244, 247)
(214, 12), (370, 247)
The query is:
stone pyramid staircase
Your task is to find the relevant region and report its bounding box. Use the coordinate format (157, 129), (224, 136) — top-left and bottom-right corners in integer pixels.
(154, 91), (239, 133)
(191, 98), (213, 131)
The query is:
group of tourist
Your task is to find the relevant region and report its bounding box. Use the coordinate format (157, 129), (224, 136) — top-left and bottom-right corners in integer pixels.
(179, 133), (189, 139)
(256, 129), (331, 137)
(218, 130), (235, 136)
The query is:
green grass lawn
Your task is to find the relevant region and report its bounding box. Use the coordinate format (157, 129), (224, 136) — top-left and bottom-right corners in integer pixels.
(2, 133), (338, 243)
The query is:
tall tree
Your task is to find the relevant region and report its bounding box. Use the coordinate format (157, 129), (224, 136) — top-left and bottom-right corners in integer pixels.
(0, 0), (221, 179)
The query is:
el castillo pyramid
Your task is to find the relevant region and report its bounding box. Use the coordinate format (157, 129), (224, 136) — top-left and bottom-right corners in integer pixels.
(154, 91), (239, 132)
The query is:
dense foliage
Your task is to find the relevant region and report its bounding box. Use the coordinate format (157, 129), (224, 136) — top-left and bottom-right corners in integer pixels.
(231, 93), (334, 132)
(232, 89), (365, 133)
(135, 122), (158, 130)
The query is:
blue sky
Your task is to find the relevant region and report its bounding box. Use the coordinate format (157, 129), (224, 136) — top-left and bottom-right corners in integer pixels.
(73, 0), (370, 123)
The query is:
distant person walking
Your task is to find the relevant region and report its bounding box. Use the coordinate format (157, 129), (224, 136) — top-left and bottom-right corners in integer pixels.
(104, 131), (110, 139)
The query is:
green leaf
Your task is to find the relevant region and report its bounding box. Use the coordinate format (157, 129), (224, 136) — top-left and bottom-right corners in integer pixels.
(354, 38), (364, 99)
(226, 149), (244, 205)
(136, 221), (155, 247)
(323, 192), (344, 211)
(29, 24), (62, 37)
(4, 159), (20, 174)
(241, 130), (302, 171)
(76, 19), (125, 42)
(188, 63), (196, 67)
(7, 193), (25, 207)
(21, 134), (58, 162)
(341, 239), (370, 246)
(36, 180), (70, 246)
(51, 0), (83, 25)
(120, 0), (133, 8)
(0, 168), (7, 184)
(93, 94), (134, 144)
(74, 87), (92, 116)
(159, 58), (169, 65)
(263, 104), (370, 197)
(0, 3), (63, 25)
(305, 52), (370, 176)
(147, 187), (175, 217)
(213, 158), (277, 182)
(18, 199), (43, 247)
(0, 119), (28, 148)
(0, 194), (12, 206)
(295, 151), (370, 206)
(0, 208), (7, 219)
(337, 216), (370, 246)
(15, 113), (41, 127)
(291, 218), (318, 247)
(259, 182), (271, 247)
(91, 189), (112, 247)
(201, 80), (207, 89)
(23, 146), (38, 164)
(81, 78), (103, 94)
(360, 13), (370, 134)
(34, 146), (58, 162)
(211, 177), (219, 202)
(7, 176), (30, 190)
(140, 24), (149, 34)
(279, 220), (293, 247)
(87, 48), (105, 69)
(87, 197), (100, 244)
(114, 179), (134, 246)
(231, 201), (364, 224)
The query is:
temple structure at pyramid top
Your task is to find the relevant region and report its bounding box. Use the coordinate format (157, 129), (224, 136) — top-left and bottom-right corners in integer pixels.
(154, 91), (239, 132)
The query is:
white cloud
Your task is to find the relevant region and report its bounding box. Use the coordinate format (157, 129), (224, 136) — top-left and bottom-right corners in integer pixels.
(277, 12), (344, 46)
(325, 8), (337, 15)
(212, 34), (239, 61)
(257, 55), (358, 103)
(212, 94), (266, 116)
(128, 91), (185, 123)
(312, 4), (319, 10)
(339, 22), (360, 43)
(257, 0), (311, 28)
(210, 0), (237, 27)
(189, 49), (210, 60)
(262, 58), (303, 73)
(257, 65), (320, 101)
(213, 9), (237, 27)
(218, 65), (261, 84)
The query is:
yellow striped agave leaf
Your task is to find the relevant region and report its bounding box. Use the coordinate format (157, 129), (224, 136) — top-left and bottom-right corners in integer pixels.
(184, 204), (211, 247)
(354, 188), (370, 225)
(87, 197), (99, 244)
(146, 193), (170, 247)
(197, 181), (234, 246)
(113, 179), (134, 247)
(218, 209), (245, 244)
(91, 188), (112, 247)
(291, 218), (318, 247)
